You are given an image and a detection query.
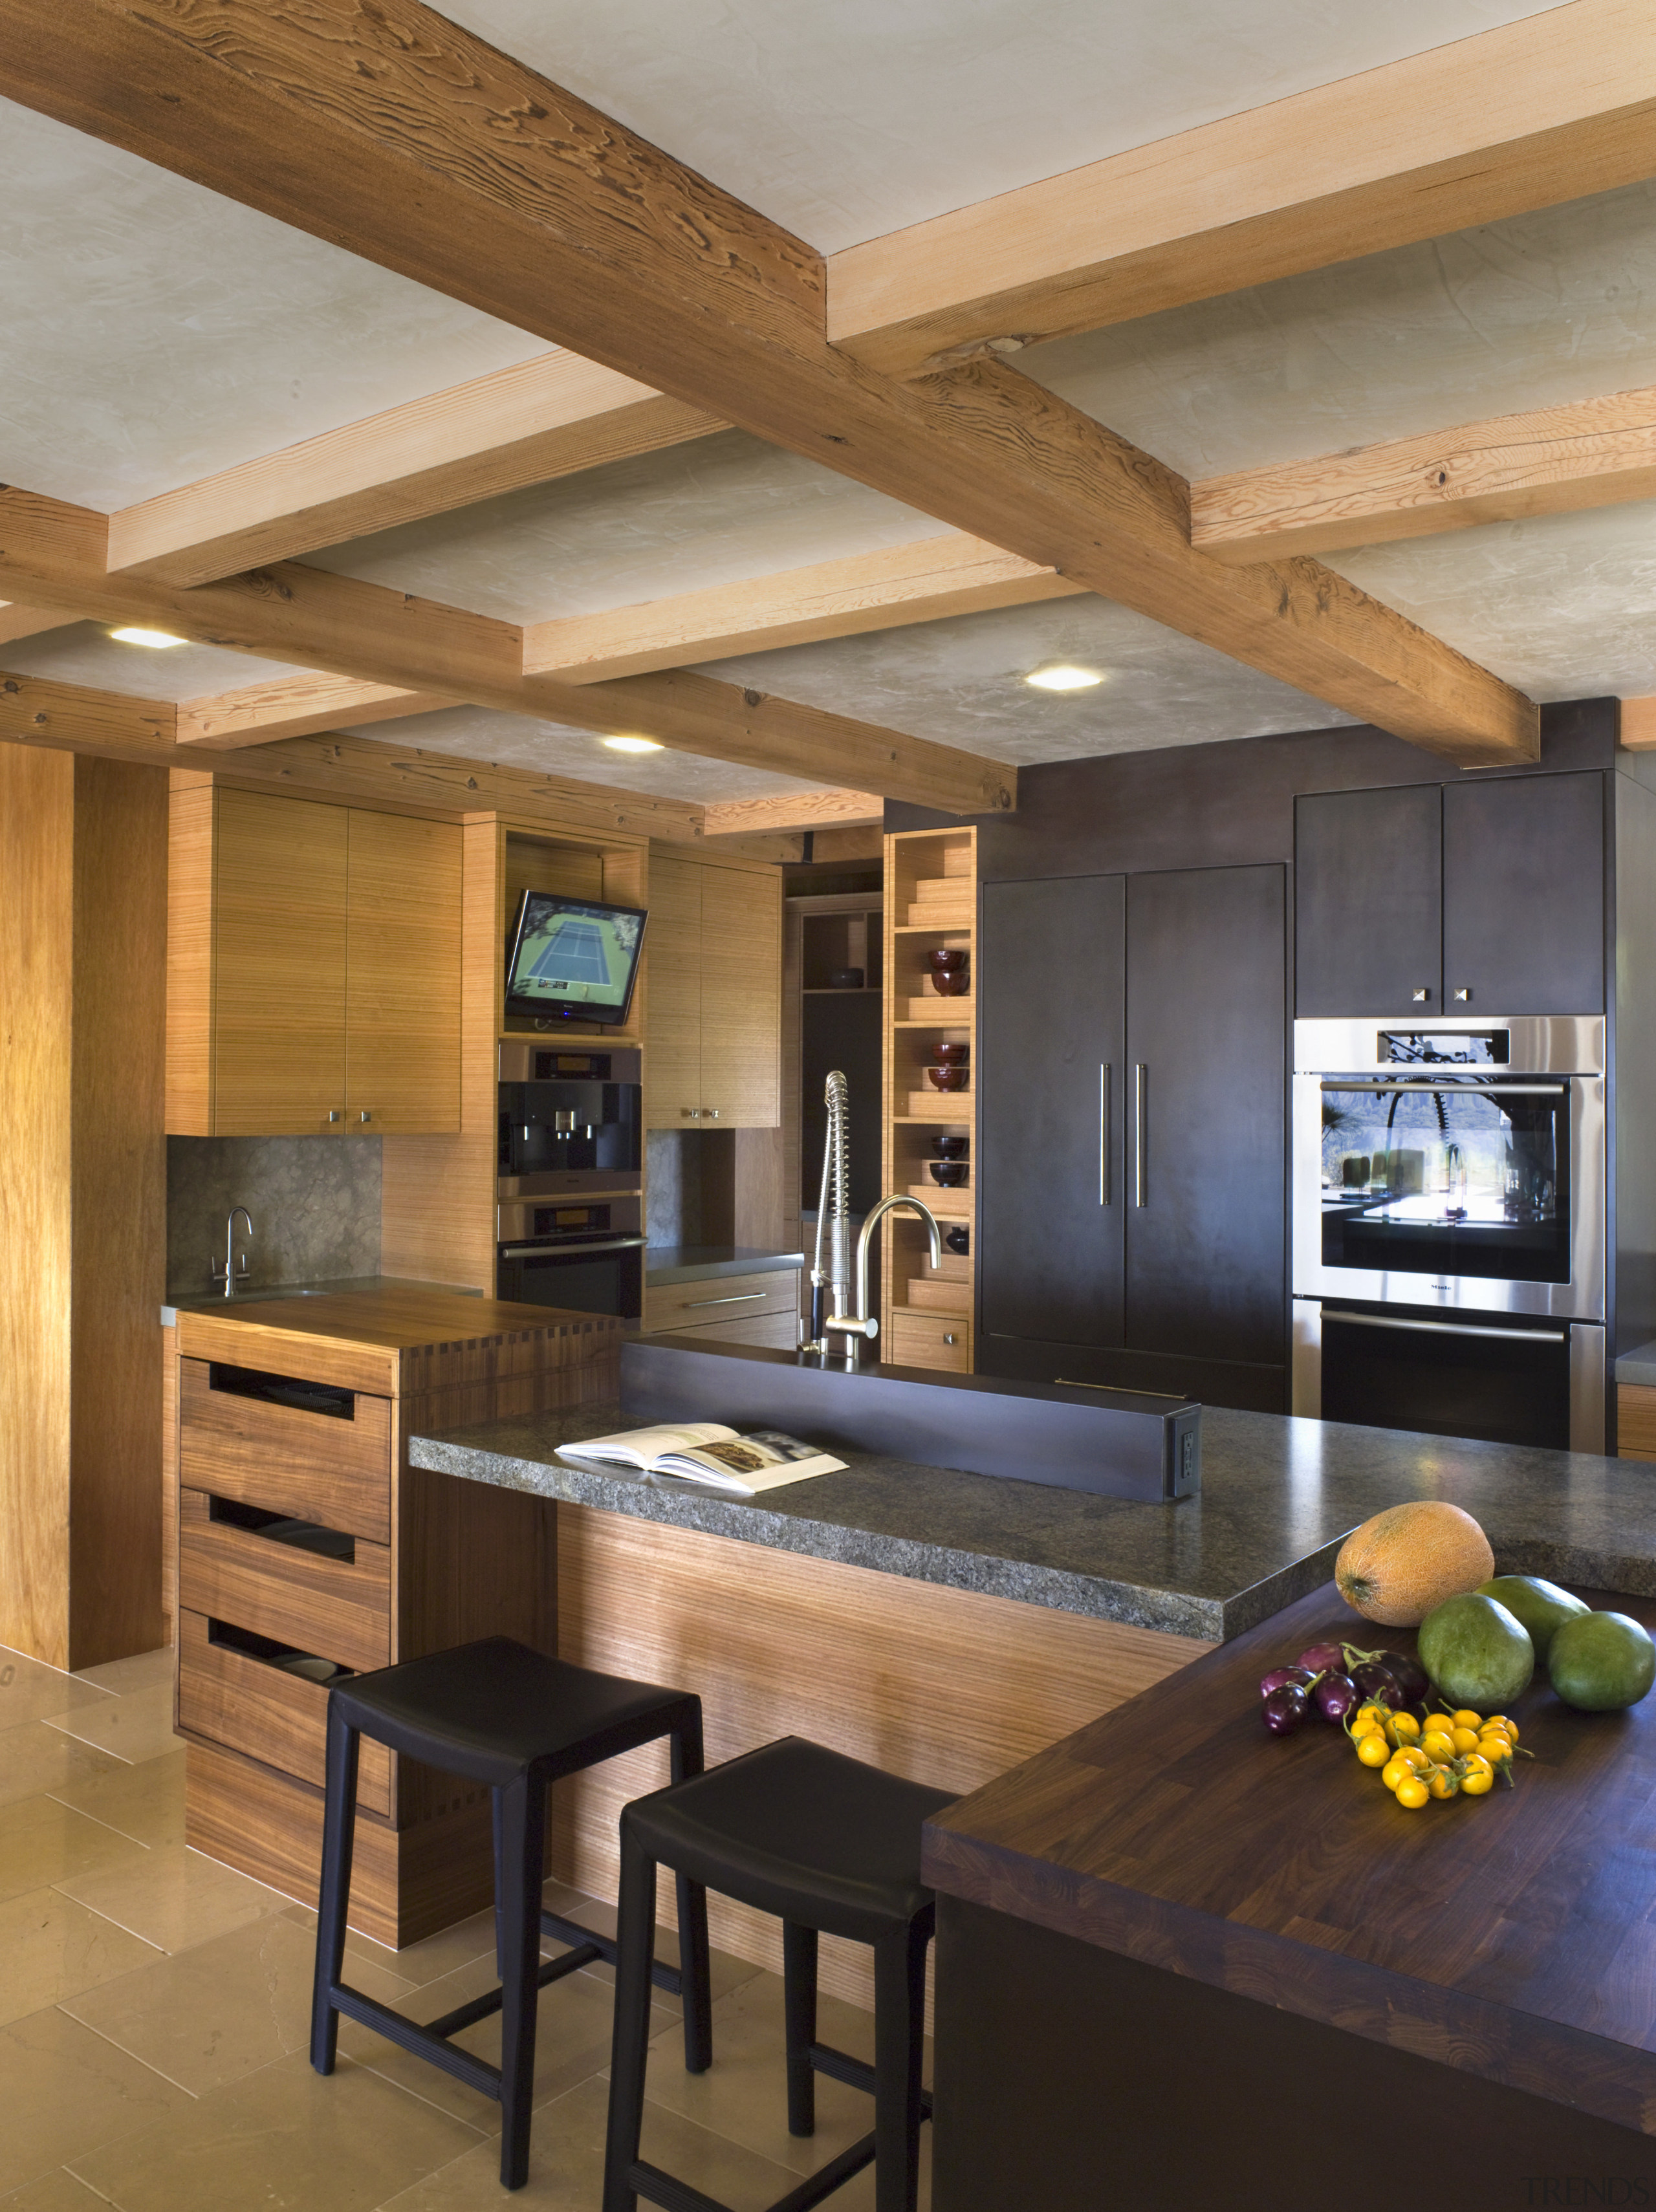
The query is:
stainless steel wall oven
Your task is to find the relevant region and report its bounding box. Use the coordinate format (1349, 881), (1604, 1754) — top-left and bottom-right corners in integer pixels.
(1292, 1017), (1606, 1451)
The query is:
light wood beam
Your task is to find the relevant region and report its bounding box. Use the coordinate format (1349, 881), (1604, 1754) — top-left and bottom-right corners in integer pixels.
(0, 603), (67, 645)
(109, 351), (723, 587)
(0, 0), (1532, 767)
(1618, 699), (1656, 749)
(701, 790), (885, 837)
(1192, 382), (1656, 564)
(827, 0), (1656, 372)
(524, 535), (1085, 681)
(0, 669), (175, 752)
(0, 488), (1013, 811)
(176, 673), (457, 750)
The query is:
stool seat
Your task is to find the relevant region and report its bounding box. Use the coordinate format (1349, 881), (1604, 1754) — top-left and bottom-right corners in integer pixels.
(624, 1736), (955, 1946)
(329, 1636), (699, 1788)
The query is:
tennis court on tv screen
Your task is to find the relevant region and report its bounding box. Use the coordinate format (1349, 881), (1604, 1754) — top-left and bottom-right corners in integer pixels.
(518, 909), (639, 1001)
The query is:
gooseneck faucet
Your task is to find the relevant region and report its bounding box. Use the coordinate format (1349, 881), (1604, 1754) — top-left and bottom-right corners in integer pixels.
(824, 1193), (943, 1363)
(213, 1206), (254, 1297)
(805, 1071), (853, 1352)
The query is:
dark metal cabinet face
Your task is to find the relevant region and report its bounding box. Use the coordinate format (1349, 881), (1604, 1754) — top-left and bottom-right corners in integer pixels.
(1294, 785), (1442, 1015)
(979, 876), (1126, 1348)
(1125, 866), (1287, 1367)
(1441, 772), (1606, 1015)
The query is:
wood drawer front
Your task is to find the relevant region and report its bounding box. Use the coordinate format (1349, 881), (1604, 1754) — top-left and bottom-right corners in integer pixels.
(1620, 1383), (1656, 1460)
(178, 1489), (391, 1673)
(179, 1359), (393, 1543)
(668, 1309), (800, 1350)
(887, 1312), (972, 1373)
(645, 1269), (798, 1334)
(177, 1610), (392, 1817)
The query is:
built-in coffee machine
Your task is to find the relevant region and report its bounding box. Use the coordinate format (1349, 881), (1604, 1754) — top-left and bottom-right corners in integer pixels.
(496, 1041), (644, 1317)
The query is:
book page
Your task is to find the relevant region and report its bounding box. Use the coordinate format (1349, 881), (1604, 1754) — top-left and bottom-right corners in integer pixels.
(556, 1422), (735, 1470)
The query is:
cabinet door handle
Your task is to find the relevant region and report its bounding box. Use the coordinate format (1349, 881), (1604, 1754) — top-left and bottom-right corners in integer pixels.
(358, 1110), (373, 1125)
(684, 1290), (766, 1308)
(1454, 988), (1471, 1003)
(1412, 988), (1430, 1003)
(704, 1107), (721, 1120)
(327, 1111), (342, 1124)
(943, 1332), (957, 1345)
(682, 1107), (700, 1119)
(1133, 1063), (1148, 1208)
(1099, 1063), (1111, 1206)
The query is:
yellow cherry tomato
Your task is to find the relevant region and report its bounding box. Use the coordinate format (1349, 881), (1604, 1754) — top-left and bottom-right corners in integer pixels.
(1428, 1767), (1459, 1799)
(1390, 1713), (1421, 1742)
(1381, 1759), (1409, 1791)
(1479, 1729), (1514, 1757)
(1357, 1732), (1391, 1767)
(1460, 1768), (1495, 1795)
(1422, 1731), (1456, 1764)
(1395, 1745), (1432, 1772)
(1450, 1727), (1481, 1755)
(1461, 1752), (1494, 1779)
(1395, 1777), (1430, 1809)
(1356, 1704), (1390, 1728)
(1451, 1711), (1484, 1731)
(1483, 1716), (1519, 1744)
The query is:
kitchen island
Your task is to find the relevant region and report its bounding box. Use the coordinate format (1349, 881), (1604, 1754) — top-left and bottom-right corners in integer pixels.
(411, 1367), (1656, 2017)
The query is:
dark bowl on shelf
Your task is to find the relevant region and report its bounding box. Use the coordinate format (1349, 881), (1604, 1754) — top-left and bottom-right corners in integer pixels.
(926, 1065), (969, 1091)
(931, 1134), (969, 1159)
(932, 1041), (970, 1067)
(826, 968), (864, 990)
(927, 949), (969, 996)
(929, 1161), (969, 1187)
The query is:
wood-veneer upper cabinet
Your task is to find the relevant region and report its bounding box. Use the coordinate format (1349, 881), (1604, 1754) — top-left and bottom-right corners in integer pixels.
(643, 851), (781, 1130)
(167, 787), (461, 1136)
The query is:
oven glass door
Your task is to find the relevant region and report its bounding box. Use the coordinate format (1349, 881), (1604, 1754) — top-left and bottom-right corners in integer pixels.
(497, 1239), (643, 1319)
(1318, 1079), (1569, 1285)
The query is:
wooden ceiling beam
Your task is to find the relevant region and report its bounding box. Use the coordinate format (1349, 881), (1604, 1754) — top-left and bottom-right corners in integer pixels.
(524, 534), (1084, 681)
(0, 487), (1009, 810)
(0, 668), (175, 754)
(827, 0), (1656, 372)
(109, 351), (723, 587)
(1192, 381), (1656, 564)
(0, 0), (1534, 767)
(175, 673), (459, 750)
(699, 789), (885, 837)
(0, 602), (68, 645)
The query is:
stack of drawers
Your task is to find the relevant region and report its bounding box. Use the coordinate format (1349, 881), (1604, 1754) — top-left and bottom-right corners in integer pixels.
(168, 1289), (621, 1946)
(642, 1266), (801, 1349)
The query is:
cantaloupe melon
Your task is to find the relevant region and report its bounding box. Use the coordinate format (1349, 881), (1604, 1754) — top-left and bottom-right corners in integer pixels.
(1334, 1501), (1494, 1626)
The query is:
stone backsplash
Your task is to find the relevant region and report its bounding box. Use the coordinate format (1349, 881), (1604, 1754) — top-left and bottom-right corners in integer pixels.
(167, 1136), (382, 1296)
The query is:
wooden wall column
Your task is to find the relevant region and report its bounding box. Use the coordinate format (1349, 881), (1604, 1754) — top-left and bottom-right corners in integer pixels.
(0, 743), (167, 1667)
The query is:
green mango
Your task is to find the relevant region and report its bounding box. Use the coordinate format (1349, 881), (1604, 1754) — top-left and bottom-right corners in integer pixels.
(1418, 1592), (1534, 1709)
(1547, 1610), (1656, 1711)
(1476, 1575), (1590, 1658)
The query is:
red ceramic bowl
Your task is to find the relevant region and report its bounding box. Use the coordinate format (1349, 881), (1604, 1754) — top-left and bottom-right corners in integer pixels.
(932, 1042), (970, 1067)
(926, 1065), (969, 1091)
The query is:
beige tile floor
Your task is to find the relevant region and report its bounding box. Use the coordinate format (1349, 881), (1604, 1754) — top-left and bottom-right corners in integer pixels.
(0, 1645), (933, 2211)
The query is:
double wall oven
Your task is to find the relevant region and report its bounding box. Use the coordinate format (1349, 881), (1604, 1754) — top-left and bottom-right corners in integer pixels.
(496, 1044), (644, 1319)
(1292, 1018), (1606, 1451)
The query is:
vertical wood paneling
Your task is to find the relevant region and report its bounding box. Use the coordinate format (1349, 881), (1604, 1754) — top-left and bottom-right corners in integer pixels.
(642, 851), (702, 1127)
(700, 860), (782, 1127)
(0, 745), (74, 1665)
(164, 772), (215, 1135)
(345, 810), (463, 1134)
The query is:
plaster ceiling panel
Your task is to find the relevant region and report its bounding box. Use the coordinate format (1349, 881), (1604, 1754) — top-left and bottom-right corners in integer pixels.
(306, 428), (949, 622)
(0, 99), (546, 510)
(1327, 504), (1656, 703)
(695, 596), (1356, 760)
(0, 623), (312, 702)
(1023, 180), (1656, 479)
(443, 0), (1563, 254)
(338, 705), (834, 803)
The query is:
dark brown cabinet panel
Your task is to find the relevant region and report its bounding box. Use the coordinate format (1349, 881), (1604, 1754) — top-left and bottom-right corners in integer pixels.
(1442, 772), (1605, 1014)
(979, 867), (1286, 1402)
(979, 876), (1125, 1349)
(1294, 785), (1441, 1017)
(1126, 867), (1286, 1367)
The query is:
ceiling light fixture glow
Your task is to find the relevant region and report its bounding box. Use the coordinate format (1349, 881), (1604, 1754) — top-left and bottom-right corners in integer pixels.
(602, 735), (664, 753)
(109, 625), (188, 649)
(1025, 663), (1104, 692)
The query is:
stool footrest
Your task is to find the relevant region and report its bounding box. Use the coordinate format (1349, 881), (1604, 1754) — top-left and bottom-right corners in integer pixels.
(807, 2043), (933, 2122)
(329, 1984), (501, 2101)
(542, 1907), (688, 2002)
(630, 2129), (878, 2212)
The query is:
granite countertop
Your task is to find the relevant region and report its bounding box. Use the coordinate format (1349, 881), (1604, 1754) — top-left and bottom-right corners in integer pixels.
(159, 1274), (483, 1327)
(645, 1246), (805, 1288)
(409, 1400), (1656, 1642)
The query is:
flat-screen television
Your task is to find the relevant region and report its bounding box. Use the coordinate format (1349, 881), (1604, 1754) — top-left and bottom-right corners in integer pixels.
(504, 893), (646, 1028)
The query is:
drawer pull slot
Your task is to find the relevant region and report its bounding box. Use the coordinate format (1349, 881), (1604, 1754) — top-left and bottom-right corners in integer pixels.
(208, 1493), (356, 1565)
(207, 1618), (351, 1684)
(209, 1361), (355, 1422)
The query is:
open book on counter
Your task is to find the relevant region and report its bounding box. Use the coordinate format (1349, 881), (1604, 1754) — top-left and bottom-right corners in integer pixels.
(554, 1422), (846, 1498)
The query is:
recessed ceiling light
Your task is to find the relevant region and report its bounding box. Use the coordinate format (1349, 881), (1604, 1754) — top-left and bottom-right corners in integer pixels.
(602, 735), (664, 753)
(1025, 663), (1104, 692)
(109, 625), (188, 649)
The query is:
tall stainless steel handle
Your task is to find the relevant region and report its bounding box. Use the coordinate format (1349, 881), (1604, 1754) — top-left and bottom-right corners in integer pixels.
(500, 1237), (648, 1259)
(1098, 1064), (1111, 1206)
(1329, 1312), (1566, 1345)
(1133, 1064), (1147, 1208)
(685, 1290), (766, 1308)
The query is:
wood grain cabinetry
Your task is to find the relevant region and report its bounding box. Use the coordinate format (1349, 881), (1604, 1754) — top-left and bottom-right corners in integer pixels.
(167, 784), (461, 1136)
(1618, 1382), (1656, 1460)
(644, 847), (781, 1129)
(642, 1265), (801, 1349)
(171, 1288), (622, 1947)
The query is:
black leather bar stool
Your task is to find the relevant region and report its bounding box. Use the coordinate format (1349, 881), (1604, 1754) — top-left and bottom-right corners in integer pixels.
(309, 1636), (713, 2191)
(604, 1735), (955, 2212)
